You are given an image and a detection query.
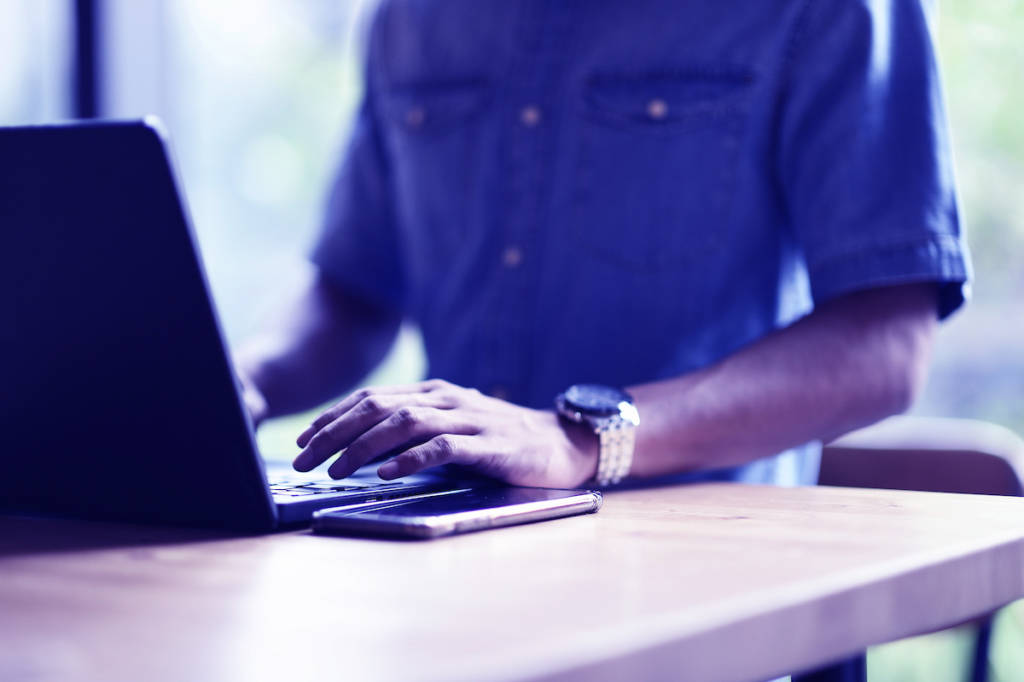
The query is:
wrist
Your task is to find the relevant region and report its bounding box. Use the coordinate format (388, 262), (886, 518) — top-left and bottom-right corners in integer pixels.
(560, 414), (601, 485)
(554, 384), (639, 487)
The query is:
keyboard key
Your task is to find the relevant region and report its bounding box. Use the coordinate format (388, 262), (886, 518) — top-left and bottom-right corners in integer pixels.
(269, 479), (407, 499)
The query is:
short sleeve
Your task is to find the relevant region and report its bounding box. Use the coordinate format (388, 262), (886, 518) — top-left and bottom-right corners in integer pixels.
(779, 0), (971, 318)
(310, 9), (406, 312)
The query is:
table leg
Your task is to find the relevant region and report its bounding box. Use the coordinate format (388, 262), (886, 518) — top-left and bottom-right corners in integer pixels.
(791, 653), (866, 682)
(970, 617), (993, 682)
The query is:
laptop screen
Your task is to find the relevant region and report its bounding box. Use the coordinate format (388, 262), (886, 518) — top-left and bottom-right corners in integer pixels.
(0, 121), (277, 531)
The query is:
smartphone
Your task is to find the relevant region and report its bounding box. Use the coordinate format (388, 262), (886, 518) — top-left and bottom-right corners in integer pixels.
(311, 486), (602, 539)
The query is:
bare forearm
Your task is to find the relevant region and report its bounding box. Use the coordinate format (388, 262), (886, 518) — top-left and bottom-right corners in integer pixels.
(283, 284), (940, 488)
(627, 284), (938, 478)
(237, 272), (401, 420)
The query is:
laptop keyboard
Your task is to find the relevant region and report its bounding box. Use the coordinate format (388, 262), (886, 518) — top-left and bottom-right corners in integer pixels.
(268, 477), (406, 497)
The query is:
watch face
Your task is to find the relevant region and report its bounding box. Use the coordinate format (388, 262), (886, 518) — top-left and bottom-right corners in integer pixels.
(564, 384), (632, 416)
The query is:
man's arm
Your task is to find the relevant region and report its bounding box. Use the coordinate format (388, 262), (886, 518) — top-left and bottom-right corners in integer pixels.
(290, 283), (937, 487)
(236, 272), (401, 425)
(628, 282), (936, 478)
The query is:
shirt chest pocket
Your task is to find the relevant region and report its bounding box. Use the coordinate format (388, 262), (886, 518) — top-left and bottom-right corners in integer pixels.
(381, 81), (491, 256)
(571, 70), (753, 272)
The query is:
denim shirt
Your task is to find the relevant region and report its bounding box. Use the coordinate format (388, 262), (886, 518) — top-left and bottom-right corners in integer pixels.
(312, 0), (971, 486)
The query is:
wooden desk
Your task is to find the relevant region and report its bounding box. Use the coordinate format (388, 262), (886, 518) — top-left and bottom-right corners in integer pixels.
(3, 483), (1024, 682)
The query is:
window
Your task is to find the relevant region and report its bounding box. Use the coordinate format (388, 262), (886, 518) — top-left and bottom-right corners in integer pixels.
(103, 0), (362, 344)
(0, 1), (69, 124)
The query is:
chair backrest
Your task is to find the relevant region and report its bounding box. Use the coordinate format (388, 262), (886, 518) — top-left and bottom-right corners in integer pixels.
(819, 416), (1024, 497)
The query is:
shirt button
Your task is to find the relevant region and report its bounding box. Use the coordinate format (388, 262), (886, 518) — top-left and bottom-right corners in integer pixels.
(405, 106), (426, 129)
(502, 245), (524, 268)
(520, 105), (542, 127)
(646, 98), (668, 120)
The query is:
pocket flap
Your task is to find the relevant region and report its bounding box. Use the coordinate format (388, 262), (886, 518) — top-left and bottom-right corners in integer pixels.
(384, 80), (491, 133)
(583, 69), (753, 124)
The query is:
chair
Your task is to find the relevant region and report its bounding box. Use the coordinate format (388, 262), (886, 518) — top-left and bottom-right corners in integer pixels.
(818, 415), (1024, 682)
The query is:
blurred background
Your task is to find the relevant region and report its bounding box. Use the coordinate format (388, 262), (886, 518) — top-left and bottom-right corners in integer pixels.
(2, 1), (1022, 679)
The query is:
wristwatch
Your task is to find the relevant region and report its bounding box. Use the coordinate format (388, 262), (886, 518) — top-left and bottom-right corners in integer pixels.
(555, 384), (640, 487)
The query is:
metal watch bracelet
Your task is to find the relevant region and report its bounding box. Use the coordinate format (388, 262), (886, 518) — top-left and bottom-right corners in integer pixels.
(594, 404), (639, 486)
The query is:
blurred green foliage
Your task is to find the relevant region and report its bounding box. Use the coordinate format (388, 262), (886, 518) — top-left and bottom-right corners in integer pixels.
(869, 7), (1024, 679)
(937, 0), (1024, 297)
(912, 0), (1024, 440)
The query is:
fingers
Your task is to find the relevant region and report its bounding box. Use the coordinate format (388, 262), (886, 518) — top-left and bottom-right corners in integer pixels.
(377, 434), (477, 480)
(325, 407), (478, 479)
(286, 382), (570, 487)
(296, 379), (451, 448)
(292, 382), (461, 473)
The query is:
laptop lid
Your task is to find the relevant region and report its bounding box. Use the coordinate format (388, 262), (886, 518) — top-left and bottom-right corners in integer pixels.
(0, 120), (278, 532)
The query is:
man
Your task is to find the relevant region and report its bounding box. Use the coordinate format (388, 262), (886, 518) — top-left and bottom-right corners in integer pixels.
(239, 0), (970, 490)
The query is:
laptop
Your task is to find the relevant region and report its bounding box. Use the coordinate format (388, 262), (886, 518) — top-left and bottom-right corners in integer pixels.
(0, 119), (470, 531)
